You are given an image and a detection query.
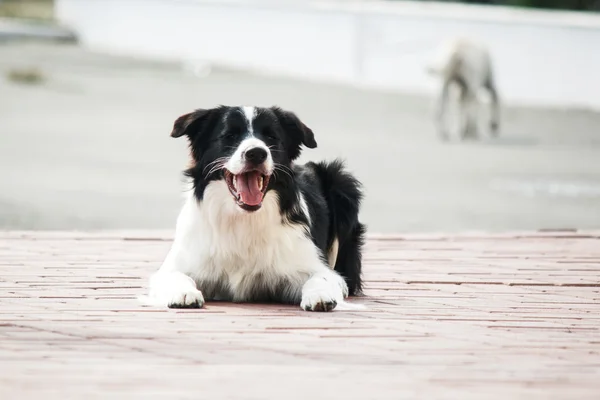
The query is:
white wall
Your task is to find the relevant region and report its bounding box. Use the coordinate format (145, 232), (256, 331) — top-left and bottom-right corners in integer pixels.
(56, 0), (600, 109)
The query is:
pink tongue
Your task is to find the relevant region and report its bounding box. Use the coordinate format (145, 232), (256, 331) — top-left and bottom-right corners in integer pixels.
(236, 171), (264, 206)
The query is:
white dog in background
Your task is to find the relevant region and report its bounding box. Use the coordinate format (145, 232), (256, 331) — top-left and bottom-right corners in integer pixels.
(426, 38), (500, 141)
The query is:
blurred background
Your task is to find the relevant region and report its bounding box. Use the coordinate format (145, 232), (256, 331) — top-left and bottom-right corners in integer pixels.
(1, 0), (599, 233)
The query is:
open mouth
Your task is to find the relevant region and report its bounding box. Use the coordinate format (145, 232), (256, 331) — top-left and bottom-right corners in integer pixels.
(224, 170), (271, 211)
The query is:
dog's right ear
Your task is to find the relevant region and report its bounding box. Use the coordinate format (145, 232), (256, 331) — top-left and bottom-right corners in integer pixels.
(170, 109), (211, 139)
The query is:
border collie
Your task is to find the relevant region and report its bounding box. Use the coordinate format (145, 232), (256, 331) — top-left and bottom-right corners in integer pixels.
(144, 105), (365, 312)
(426, 38), (500, 141)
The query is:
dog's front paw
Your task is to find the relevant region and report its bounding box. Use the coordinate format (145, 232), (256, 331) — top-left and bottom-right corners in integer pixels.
(300, 272), (348, 312)
(301, 296), (337, 312)
(148, 271), (205, 309)
(167, 288), (205, 309)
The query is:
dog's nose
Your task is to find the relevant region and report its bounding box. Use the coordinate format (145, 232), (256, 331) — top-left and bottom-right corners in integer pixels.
(244, 147), (268, 164)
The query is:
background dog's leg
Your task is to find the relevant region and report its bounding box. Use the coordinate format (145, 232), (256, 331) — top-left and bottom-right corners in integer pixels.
(460, 90), (479, 140)
(458, 88), (468, 140)
(436, 81), (451, 141)
(300, 269), (348, 312)
(486, 76), (500, 136)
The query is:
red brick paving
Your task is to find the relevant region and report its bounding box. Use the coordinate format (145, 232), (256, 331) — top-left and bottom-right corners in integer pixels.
(0, 230), (599, 399)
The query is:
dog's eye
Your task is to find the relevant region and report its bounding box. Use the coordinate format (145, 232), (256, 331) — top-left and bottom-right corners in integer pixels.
(222, 130), (239, 140)
(262, 129), (277, 140)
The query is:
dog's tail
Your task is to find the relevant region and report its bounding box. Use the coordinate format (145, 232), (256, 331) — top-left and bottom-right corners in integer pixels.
(310, 159), (365, 296)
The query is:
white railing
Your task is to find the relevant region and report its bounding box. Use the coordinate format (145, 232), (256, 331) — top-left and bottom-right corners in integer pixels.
(56, 0), (600, 109)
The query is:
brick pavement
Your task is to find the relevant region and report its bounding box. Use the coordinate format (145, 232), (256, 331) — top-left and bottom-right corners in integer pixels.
(0, 230), (599, 399)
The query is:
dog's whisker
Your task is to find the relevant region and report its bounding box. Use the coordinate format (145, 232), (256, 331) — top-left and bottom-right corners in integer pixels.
(267, 145), (284, 153)
(206, 161), (226, 177)
(274, 165), (293, 180)
(204, 157), (229, 169)
(274, 163), (294, 174)
(206, 166), (224, 177)
(203, 157), (229, 174)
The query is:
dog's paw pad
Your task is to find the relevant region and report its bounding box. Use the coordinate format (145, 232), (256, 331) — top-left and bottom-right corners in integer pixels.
(303, 300), (337, 312)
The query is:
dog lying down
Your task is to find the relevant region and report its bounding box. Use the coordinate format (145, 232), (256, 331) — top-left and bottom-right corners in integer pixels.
(140, 106), (366, 312)
(426, 37), (500, 141)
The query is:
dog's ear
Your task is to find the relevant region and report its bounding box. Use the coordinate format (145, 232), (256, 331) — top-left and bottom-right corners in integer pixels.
(170, 108), (212, 139)
(271, 107), (317, 160)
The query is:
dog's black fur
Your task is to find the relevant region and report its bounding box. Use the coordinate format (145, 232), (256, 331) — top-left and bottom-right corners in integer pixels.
(171, 105), (365, 295)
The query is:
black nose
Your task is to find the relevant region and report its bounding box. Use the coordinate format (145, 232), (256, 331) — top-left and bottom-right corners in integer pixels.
(244, 147), (268, 164)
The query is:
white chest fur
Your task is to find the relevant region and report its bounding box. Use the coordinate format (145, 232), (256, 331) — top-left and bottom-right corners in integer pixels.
(160, 181), (326, 302)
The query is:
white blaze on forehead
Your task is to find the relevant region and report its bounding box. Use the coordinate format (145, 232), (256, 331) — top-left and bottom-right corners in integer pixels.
(225, 137), (273, 175)
(241, 106), (256, 136)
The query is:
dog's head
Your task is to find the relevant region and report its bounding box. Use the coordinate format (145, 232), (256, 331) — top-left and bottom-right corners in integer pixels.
(171, 105), (317, 212)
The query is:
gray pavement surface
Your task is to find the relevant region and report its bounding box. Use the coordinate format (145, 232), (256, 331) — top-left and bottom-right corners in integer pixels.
(1, 42), (600, 233)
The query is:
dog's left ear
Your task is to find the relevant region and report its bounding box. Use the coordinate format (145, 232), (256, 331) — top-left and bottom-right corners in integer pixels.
(170, 108), (212, 139)
(271, 107), (317, 160)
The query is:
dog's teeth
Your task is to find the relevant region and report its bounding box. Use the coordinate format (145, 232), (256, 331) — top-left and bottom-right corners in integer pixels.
(258, 176), (263, 191)
(233, 176), (238, 191)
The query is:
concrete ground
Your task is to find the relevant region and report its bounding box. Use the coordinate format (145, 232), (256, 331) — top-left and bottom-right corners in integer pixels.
(1, 230), (598, 399)
(1, 42), (600, 233)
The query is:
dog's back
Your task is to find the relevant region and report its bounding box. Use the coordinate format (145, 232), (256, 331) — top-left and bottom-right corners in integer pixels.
(428, 38), (494, 96)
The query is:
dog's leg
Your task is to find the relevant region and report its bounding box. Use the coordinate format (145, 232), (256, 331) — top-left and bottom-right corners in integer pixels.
(436, 80), (451, 141)
(460, 89), (479, 140)
(332, 222), (366, 296)
(485, 76), (500, 136)
(148, 268), (204, 309)
(458, 87), (468, 140)
(145, 199), (206, 309)
(300, 268), (349, 312)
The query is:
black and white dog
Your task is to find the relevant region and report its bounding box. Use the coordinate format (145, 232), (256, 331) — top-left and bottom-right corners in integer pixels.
(144, 105), (365, 312)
